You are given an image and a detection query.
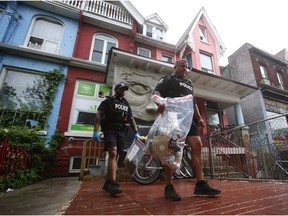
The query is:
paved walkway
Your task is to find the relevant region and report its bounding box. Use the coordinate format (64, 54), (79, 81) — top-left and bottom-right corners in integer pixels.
(0, 177), (81, 215)
(66, 178), (288, 215)
(0, 177), (287, 215)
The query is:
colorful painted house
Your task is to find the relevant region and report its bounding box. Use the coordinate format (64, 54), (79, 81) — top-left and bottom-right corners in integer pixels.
(51, 1), (257, 176)
(0, 1), (258, 177)
(0, 1), (79, 139)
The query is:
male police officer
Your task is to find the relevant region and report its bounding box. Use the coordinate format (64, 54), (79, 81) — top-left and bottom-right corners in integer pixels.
(93, 83), (139, 195)
(154, 59), (221, 201)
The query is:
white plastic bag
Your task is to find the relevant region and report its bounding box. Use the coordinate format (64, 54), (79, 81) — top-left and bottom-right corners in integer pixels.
(145, 94), (194, 173)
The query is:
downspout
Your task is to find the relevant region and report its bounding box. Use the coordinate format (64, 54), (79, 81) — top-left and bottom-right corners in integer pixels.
(0, 0), (19, 42)
(72, 10), (83, 57)
(129, 19), (136, 52)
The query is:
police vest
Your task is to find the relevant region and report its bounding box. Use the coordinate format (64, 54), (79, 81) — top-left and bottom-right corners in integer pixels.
(156, 74), (194, 98)
(101, 96), (129, 131)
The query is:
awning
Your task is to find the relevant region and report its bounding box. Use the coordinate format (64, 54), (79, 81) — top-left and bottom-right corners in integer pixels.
(106, 48), (259, 109)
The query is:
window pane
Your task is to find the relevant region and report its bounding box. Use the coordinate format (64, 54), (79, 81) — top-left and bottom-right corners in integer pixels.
(32, 19), (63, 41)
(105, 42), (116, 64)
(93, 38), (104, 52)
(91, 35), (117, 64)
(28, 18), (63, 53)
(0, 70), (48, 111)
(200, 53), (213, 73)
(207, 110), (220, 125)
(138, 48), (150, 57)
(260, 66), (270, 85)
(156, 29), (163, 40)
(77, 112), (96, 125)
(43, 41), (58, 53)
(199, 26), (208, 43)
(91, 52), (102, 62)
(277, 72), (284, 89)
(260, 66), (267, 78)
(92, 39), (104, 63)
(186, 53), (192, 69)
(147, 25), (152, 37)
(162, 55), (172, 63)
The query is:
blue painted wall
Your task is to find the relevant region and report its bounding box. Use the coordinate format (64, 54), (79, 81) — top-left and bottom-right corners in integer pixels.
(0, 1), (79, 139)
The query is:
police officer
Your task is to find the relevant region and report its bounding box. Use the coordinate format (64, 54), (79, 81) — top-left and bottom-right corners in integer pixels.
(154, 59), (221, 201)
(93, 82), (140, 196)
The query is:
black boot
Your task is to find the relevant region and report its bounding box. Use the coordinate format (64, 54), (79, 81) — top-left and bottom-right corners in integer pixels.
(165, 184), (181, 201)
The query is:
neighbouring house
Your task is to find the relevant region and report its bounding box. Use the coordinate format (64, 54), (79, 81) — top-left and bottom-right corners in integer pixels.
(222, 43), (288, 162)
(0, 1), (78, 138)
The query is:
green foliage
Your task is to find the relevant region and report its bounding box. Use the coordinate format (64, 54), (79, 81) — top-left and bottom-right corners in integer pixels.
(0, 169), (41, 191)
(0, 68), (65, 191)
(0, 127), (64, 191)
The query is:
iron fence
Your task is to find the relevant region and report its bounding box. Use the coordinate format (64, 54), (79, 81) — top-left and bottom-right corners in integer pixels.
(204, 113), (288, 181)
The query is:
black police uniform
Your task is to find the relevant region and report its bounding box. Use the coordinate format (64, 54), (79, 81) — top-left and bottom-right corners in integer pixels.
(98, 96), (133, 152)
(153, 74), (199, 136)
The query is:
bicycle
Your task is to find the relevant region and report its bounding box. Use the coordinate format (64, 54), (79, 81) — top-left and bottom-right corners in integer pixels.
(132, 144), (194, 185)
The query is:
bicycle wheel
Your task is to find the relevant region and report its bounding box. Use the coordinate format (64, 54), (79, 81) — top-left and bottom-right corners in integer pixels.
(182, 146), (195, 178)
(133, 154), (162, 185)
(173, 161), (188, 178)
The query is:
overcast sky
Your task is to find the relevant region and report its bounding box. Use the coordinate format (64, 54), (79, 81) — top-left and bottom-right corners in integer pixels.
(129, 0), (288, 66)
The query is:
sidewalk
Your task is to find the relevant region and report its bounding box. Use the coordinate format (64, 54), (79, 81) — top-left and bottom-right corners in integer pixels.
(65, 178), (288, 215)
(0, 177), (81, 215)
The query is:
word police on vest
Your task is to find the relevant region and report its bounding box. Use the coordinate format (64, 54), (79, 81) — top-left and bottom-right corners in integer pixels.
(115, 104), (128, 111)
(179, 82), (193, 91)
(114, 82), (128, 91)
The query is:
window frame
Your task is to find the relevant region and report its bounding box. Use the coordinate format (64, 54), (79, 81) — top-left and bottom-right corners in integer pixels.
(146, 25), (153, 37)
(200, 52), (214, 74)
(90, 33), (118, 65)
(0, 67), (48, 111)
(137, 47), (151, 58)
(276, 72), (284, 89)
(65, 80), (112, 137)
(259, 65), (270, 85)
(206, 109), (221, 126)
(24, 16), (64, 54)
(185, 53), (192, 70)
(69, 156), (104, 173)
(162, 54), (173, 63)
(199, 26), (208, 43)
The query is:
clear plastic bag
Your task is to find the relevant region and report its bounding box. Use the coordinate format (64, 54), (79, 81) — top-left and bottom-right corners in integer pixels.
(124, 138), (146, 175)
(144, 94), (194, 173)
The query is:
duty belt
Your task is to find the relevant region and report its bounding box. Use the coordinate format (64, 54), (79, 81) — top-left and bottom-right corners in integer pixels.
(107, 123), (126, 131)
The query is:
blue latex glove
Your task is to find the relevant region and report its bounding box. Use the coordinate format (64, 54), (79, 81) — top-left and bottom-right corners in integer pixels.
(135, 132), (140, 140)
(93, 131), (101, 142)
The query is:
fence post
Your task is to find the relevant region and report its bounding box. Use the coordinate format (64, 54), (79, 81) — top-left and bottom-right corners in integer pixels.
(79, 139), (89, 181)
(208, 135), (215, 179)
(0, 136), (8, 173)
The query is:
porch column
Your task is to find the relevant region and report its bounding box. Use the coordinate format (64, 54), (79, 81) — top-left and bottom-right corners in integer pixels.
(235, 103), (245, 126)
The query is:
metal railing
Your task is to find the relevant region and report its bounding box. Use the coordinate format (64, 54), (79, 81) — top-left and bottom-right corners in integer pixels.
(79, 138), (106, 180)
(204, 114), (288, 181)
(0, 108), (44, 128)
(61, 0), (133, 25)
